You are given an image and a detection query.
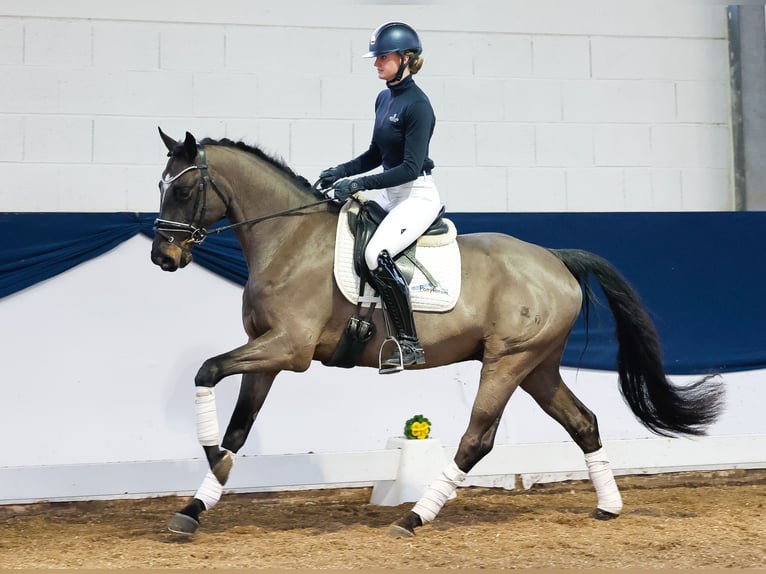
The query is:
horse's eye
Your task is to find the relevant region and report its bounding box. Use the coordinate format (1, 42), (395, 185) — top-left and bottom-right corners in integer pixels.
(174, 186), (193, 199)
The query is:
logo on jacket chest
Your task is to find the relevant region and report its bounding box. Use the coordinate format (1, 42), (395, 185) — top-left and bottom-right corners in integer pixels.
(389, 112), (400, 124)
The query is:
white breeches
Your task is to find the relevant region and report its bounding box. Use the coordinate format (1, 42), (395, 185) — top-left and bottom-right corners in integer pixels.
(364, 174), (443, 271)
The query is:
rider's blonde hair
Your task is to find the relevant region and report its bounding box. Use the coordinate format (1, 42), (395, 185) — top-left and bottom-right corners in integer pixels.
(406, 50), (424, 74)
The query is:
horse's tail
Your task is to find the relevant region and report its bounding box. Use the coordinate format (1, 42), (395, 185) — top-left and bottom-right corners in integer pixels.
(551, 248), (724, 437)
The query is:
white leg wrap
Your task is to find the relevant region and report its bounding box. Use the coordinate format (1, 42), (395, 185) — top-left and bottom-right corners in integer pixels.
(194, 471), (223, 510)
(411, 461), (467, 524)
(195, 387), (219, 446)
(585, 447), (623, 515)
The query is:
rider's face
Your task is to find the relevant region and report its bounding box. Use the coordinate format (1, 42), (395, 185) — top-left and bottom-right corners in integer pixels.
(374, 53), (408, 83)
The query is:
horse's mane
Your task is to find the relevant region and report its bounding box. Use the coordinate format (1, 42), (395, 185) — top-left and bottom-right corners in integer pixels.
(197, 137), (313, 192)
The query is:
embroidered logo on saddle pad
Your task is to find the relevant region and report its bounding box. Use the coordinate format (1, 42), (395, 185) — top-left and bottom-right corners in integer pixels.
(333, 202), (462, 312)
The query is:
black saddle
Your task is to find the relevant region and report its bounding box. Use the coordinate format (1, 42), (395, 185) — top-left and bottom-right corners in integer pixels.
(346, 201), (448, 284)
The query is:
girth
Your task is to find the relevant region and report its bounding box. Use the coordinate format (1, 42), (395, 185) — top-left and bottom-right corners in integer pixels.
(347, 201), (448, 283)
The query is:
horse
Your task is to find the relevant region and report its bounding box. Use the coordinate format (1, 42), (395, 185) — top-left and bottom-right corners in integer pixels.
(150, 128), (724, 538)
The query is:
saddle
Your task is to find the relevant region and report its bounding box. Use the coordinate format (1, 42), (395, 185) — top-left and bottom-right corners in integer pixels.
(347, 199), (449, 286)
(326, 199), (453, 370)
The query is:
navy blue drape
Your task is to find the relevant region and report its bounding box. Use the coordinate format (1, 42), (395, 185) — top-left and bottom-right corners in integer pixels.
(2, 211), (764, 374)
(451, 212), (766, 375)
(0, 212), (156, 299)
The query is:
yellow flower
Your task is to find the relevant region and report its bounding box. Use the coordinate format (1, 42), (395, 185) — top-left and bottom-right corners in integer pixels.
(410, 421), (430, 439)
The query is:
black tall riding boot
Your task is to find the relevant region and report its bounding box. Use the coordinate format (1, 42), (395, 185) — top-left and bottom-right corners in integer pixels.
(369, 250), (425, 373)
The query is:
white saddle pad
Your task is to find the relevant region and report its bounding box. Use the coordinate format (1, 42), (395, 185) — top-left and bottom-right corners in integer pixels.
(333, 202), (462, 313)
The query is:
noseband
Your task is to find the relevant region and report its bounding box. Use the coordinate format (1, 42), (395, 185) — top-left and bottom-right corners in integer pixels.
(154, 144), (333, 247)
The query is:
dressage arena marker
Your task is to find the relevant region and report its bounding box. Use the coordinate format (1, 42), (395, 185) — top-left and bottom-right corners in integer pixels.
(370, 436), (452, 506)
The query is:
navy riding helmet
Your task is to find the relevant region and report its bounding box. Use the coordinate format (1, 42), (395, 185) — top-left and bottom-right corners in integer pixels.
(363, 22), (422, 59)
(363, 22), (422, 83)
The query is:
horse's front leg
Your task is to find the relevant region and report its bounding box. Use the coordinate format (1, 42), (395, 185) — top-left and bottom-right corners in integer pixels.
(168, 371), (276, 535)
(193, 330), (313, 482)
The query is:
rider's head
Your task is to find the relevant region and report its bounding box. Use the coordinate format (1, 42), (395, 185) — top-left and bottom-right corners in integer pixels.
(363, 22), (424, 84)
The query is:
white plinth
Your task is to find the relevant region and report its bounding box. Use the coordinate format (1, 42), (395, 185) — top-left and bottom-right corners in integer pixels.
(369, 436), (451, 506)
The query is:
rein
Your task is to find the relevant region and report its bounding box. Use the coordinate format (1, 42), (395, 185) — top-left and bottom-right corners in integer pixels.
(155, 145), (333, 246)
(201, 199), (333, 238)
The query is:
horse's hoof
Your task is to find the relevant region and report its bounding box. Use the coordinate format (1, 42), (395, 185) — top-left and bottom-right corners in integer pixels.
(212, 450), (234, 486)
(387, 511), (422, 538)
(590, 508), (620, 520)
(388, 523), (415, 538)
(167, 512), (200, 535)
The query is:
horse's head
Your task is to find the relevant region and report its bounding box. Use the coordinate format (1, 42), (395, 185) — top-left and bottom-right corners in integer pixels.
(151, 128), (229, 272)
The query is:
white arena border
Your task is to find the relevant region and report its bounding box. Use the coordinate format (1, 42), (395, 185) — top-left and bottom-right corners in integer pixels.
(2, 435), (764, 505)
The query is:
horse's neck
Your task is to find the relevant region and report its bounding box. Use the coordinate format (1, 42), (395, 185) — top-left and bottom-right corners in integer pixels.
(223, 156), (328, 274)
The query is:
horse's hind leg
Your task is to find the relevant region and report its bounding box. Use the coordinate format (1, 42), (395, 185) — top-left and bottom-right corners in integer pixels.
(521, 358), (622, 519)
(168, 372), (275, 535)
(390, 351), (534, 537)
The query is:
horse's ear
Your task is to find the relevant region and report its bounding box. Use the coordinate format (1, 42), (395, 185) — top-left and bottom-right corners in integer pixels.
(183, 131), (198, 161)
(158, 127), (177, 154)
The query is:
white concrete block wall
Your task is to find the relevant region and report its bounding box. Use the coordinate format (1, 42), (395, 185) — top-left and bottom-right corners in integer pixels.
(0, 1), (733, 212)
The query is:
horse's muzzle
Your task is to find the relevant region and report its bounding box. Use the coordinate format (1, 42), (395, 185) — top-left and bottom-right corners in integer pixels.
(151, 241), (192, 271)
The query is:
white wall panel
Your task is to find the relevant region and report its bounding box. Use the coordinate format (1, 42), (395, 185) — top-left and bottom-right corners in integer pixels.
(591, 37), (729, 81)
(564, 167), (625, 211)
(593, 125), (652, 167)
(476, 123), (534, 167)
(532, 35), (590, 79)
(24, 19), (91, 67)
(536, 124), (594, 167)
(622, 169), (654, 211)
(506, 168), (567, 212)
(0, 18), (23, 64)
(503, 79), (562, 122)
(159, 25), (226, 71)
(681, 169), (733, 211)
(0, 116), (24, 161)
(432, 122), (477, 167)
(675, 81), (730, 124)
(320, 75), (380, 120)
(437, 166), (507, 211)
(471, 34), (533, 78)
(95, 117), (178, 165)
(651, 125), (731, 169)
(351, 120), (376, 157)
(0, 3), (735, 224)
(191, 72), (257, 118)
(415, 32), (475, 77)
(291, 120), (352, 167)
(563, 80), (677, 123)
(0, 1), (726, 38)
(23, 116), (92, 163)
(0, 68), (60, 113)
(92, 22), (159, 71)
(258, 74), (321, 119)
(440, 77), (506, 122)
(651, 169), (684, 210)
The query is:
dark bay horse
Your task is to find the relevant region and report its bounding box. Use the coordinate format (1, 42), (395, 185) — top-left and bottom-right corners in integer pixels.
(151, 129), (723, 537)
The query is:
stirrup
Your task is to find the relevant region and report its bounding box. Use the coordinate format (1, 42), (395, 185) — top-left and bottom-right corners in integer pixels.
(378, 337), (425, 375)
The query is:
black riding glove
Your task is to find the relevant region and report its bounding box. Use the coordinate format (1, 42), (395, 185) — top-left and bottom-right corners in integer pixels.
(318, 165), (346, 188)
(334, 179), (364, 202)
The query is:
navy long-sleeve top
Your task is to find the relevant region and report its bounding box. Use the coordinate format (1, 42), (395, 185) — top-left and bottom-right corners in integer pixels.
(341, 75), (436, 190)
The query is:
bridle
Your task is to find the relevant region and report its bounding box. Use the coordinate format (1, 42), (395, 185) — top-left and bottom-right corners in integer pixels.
(154, 144), (333, 247)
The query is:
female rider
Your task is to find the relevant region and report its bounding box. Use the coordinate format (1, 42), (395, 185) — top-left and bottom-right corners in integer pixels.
(319, 22), (442, 374)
